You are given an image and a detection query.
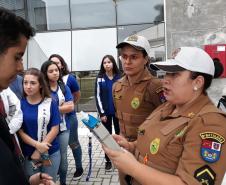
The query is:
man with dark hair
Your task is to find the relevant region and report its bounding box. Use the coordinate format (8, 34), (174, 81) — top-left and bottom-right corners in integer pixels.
(0, 7), (54, 185)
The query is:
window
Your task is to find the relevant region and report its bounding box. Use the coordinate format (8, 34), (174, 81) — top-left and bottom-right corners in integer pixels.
(0, 0), (26, 18)
(72, 28), (117, 71)
(70, 0), (116, 29)
(117, 0), (164, 25)
(27, 31), (71, 69)
(27, 0), (70, 31)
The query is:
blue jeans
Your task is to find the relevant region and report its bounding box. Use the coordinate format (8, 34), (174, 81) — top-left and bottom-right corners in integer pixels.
(24, 150), (60, 182)
(58, 130), (70, 184)
(68, 113), (83, 170)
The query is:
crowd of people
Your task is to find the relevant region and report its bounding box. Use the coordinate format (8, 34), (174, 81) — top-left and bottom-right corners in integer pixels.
(0, 7), (82, 185)
(1, 6), (226, 185)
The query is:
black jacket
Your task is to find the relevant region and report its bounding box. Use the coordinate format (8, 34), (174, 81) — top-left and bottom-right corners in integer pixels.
(0, 115), (29, 185)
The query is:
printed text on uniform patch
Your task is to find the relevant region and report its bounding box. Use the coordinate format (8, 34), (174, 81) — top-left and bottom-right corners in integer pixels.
(200, 132), (225, 163)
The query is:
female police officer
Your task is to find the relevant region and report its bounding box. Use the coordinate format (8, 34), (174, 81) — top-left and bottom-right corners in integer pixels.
(104, 47), (226, 185)
(113, 35), (164, 184)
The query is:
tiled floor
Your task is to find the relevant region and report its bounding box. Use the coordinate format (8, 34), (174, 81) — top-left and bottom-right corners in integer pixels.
(58, 112), (120, 185)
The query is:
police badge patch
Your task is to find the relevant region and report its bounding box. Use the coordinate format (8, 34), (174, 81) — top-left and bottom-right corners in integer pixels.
(131, 97), (140, 109)
(194, 165), (216, 185)
(150, 138), (160, 155)
(200, 132), (225, 163)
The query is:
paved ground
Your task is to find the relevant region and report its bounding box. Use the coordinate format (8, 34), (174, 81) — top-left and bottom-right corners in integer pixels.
(60, 78), (226, 185)
(59, 112), (120, 185)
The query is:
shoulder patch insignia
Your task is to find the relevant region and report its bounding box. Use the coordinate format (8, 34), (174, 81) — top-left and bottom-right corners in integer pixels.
(131, 97), (140, 109)
(200, 132), (225, 163)
(155, 87), (166, 103)
(194, 165), (216, 185)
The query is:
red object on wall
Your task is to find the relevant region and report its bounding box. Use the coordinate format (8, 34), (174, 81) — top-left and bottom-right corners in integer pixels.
(204, 44), (226, 77)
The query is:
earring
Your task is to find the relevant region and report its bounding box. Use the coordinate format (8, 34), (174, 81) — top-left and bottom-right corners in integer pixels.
(193, 86), (198, 91)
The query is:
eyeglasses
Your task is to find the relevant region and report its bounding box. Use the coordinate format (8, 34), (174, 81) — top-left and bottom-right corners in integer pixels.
(119, 54), (142, 63)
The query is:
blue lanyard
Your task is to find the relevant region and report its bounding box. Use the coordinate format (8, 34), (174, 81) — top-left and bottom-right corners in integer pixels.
(86, 135), (92, 181)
